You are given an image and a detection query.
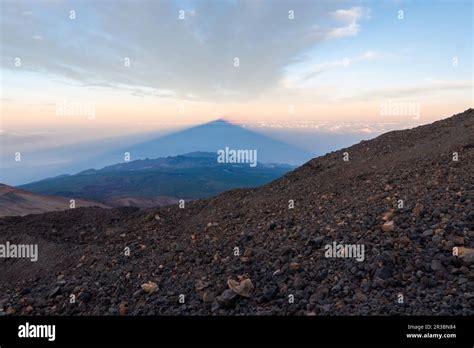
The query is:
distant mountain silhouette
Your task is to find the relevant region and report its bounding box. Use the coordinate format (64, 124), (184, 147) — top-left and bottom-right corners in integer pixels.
(2, 119), (313, 186)
(95, 119), (314, 167)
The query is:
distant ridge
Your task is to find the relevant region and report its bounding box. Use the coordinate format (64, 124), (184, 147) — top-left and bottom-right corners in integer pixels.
(0, 184), (109, 217)
(19, 152), (294, 207)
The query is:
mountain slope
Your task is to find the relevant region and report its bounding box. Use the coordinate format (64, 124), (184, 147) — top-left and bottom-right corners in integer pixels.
(2, 120), (313, 186)
(95, 119), (314, 167)
(0, 184), (109, 217)
(19, 152), (294, 207)
(0, 109), (472, 316)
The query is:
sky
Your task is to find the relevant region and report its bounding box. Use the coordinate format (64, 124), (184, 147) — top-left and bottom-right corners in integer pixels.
(0, 0), (473, 149)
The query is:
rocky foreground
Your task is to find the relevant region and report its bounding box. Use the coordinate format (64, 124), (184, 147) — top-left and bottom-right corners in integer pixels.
(0, 109), (473, 316)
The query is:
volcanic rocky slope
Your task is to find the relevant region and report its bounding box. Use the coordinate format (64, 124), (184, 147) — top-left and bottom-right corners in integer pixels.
(0, 109), (473, 316)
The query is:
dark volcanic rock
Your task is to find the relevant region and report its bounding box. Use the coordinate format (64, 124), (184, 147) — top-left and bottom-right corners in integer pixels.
(0, 109), (473, 316)
(216, 290), (238, 308)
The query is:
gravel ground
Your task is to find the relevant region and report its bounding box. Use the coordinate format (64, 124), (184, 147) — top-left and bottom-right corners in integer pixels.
(0, 109), (473, 316)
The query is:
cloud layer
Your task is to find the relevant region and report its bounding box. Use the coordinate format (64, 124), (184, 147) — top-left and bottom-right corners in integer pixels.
(1, 0), (369, 101)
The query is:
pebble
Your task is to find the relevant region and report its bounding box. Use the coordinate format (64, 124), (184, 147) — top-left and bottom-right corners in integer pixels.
(49, 287), (61, 298)
(431, 259), (443, 271)
(216, 289), (238, 308)
(227, 277), (254, 298)
(119, 302), (128, 316)
(79, 291), (92, 303)
(422, 229), (433, 237)
(382, 221), (394, 232)
(141, 281), (158, 294)
(412, 203), (424, 216)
